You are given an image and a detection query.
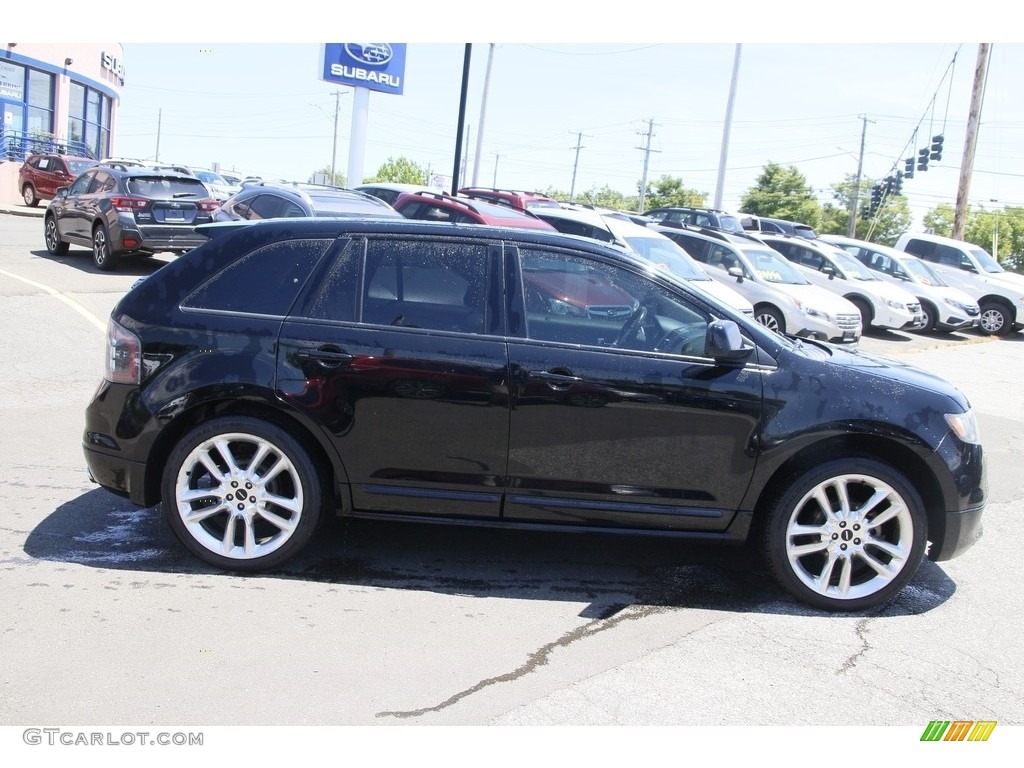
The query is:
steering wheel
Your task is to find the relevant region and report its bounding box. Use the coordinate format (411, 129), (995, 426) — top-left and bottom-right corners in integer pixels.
(612, 305), (648, 347)
(654, 326), (701, 355)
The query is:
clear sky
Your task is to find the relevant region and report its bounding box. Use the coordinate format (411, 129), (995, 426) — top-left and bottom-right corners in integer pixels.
(18, 4), (1023, 226)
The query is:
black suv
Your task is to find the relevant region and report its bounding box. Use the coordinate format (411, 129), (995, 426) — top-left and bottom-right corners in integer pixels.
(643, 207), (745, 234)
(44, 165), (216, 270)
(83, 218), (985, 611)
(214, 181), (401, 221)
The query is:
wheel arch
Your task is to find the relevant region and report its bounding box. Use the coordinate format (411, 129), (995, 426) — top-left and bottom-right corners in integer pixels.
(142, 397), (349, 515)
(744, 433), (944, 547)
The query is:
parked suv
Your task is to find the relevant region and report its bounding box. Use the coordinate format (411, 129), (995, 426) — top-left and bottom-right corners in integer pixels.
(19, 153), (97, 206)
(820, 235), (980, 333)
(743, 215), (817, 239)
(643, 206), (745, 234)
(393, 191), (556, 231)
(894, 232), (1024, 335)
(759, 234), (924, 332)
(214, 181), (401, 222)
(82, 217), (984, 611)
(659, 228), (862, 343)
(43, 166), (217, 270)
(457, 187), (561, 211)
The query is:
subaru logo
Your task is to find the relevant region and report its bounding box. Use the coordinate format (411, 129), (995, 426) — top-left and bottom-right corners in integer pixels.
(345, 43), (393, 66)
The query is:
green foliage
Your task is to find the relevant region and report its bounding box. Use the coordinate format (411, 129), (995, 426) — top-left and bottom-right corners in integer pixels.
(310, 166), (346, 187)
(363, 156), (427, 185)
(639, 175), (705, 211)
(739, 163), (821, 226)
(820, 175), (912, 245)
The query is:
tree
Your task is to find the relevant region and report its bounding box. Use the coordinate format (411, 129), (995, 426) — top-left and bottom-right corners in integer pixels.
(309, 166), (345, 187)
(363, 156), (427, 185)
(739, 163), (821, 226)
(818, 175), (912, 245)
(639, 175), (705, 211)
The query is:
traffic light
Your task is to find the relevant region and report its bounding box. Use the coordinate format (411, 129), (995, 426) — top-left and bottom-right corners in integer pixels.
(892, 171), (904, 195)
(930, 134), (944, 162)
(904, 157), (915, 179)
(917, 147), (930, 172)
(870, 184), (883, 213)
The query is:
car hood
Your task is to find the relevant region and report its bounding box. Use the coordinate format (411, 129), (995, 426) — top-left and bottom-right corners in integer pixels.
(767, 281), (859, 315)
(818, 344), (970, 410)
(688, 276), (753, 313)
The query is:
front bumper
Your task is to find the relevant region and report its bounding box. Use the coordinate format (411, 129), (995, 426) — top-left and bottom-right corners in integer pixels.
(929, 503), (985, 561)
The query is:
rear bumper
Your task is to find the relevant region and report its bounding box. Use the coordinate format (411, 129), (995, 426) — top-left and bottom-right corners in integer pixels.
(117, 224), (208, 254)
(84, 443), (150, 506)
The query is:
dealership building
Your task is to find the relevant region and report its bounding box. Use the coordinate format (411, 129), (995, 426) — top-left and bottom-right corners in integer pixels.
(1, 42), (124, 203)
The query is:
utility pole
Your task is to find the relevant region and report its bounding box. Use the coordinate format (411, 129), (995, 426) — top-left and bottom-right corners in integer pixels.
(636, 118), (660, 212)
(493, 154), (499, 187)
(714, 44), (741, 211)
(848, 114), (873, 236)
(155, 108), (161, 162)
(569, 130), (588, 202)
(954, 43), (992, 240)
(471, 44), (495, 187)
(331, 89), (341, 185)
(451, 44), (472, 195)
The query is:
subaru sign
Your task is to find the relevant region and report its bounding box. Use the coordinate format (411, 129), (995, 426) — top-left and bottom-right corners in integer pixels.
(319, 43), (406, 95)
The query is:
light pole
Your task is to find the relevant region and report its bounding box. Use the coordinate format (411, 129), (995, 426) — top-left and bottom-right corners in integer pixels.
(991, 199), (1000, 257)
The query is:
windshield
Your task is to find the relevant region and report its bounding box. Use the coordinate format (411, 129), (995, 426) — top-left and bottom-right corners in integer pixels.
(624, 236), (708, 280)
(969, 246), (1004, 273)
(902, 257), (947, 287)
(195, 170), (228, 185)
(744, 248), (809, 284)
(829, 250), (878, 281)
(718, 215), (745, 234)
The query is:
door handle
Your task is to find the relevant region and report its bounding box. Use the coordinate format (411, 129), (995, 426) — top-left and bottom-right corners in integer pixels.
(296, 347), (354, 368)
(530, 370), (583, 390)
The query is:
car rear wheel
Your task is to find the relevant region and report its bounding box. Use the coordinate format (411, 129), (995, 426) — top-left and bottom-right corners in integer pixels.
(762, 458), (926, 611)
(22, 184), (38, 207)
(44, 215), (69, 255)
(92, 223), (117, 271)
(978, 302), (1012, 336)
(162, 417), (324, 571)
(917, 301), (938, 333)
(755, 306), (785, 334)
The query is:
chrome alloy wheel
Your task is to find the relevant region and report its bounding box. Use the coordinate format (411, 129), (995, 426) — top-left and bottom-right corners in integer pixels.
(783, 473), (914, 602)
(174, 432), (304, 560)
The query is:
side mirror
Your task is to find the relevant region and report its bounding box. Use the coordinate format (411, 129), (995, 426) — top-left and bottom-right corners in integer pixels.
(727, 266), (744, 282)
(821, 264), (836, 279)
(54, 187), (69, 199)
(704, 319), (754, 364)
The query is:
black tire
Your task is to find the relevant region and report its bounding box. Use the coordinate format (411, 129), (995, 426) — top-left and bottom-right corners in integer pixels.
(92, 223), (117, 271)
(22, 184), (39, 207)
(44, 215), (69, 255)
(849, 297), (873, 329)
(761, 458), (927, 611)
(978, 302), (1012, 336)
(917, 301), (938, 333)
(755, 305), (785, 335)
(161, 416), (324, 571)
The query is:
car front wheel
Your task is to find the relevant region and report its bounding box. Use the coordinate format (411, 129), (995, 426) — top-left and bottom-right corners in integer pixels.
(44, 215), (69, 255)
(762, 458), (927, 611)
(978, 302), (1012, 336)
(22, 184), (38, 207)
(162, 417), (324, 571)
(755, 306), (785, 334)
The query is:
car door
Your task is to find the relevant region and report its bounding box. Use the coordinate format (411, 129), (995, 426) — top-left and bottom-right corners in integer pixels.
(503, 245), (764, 532)
(59, 169), (100, 243)
(278, 234), (510, 519)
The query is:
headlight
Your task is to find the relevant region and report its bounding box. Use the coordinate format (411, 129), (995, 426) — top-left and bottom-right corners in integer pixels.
(945, 409), (981, 444)
(547, 297), (587, 317)
(943, 297), (967, 312)
(802, 305), (832, 321)
(885, 299), (905, 310)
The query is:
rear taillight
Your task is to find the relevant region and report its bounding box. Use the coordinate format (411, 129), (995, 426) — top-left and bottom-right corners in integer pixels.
(105, 318), (142, 385)
(198, 199), (219, 213)
(110, 196), (149, 212)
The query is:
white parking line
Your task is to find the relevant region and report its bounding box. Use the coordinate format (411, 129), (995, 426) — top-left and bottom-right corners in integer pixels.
(0, 268), (107, 332)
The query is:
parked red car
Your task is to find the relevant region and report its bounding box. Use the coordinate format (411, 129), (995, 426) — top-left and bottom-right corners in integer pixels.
(18, 153), (97, 206)
(393, 191), (557, 231)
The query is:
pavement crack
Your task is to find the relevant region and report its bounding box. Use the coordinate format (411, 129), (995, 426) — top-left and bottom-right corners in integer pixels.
(376, 603), (665, 719)
(836, 617), (872, 675)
